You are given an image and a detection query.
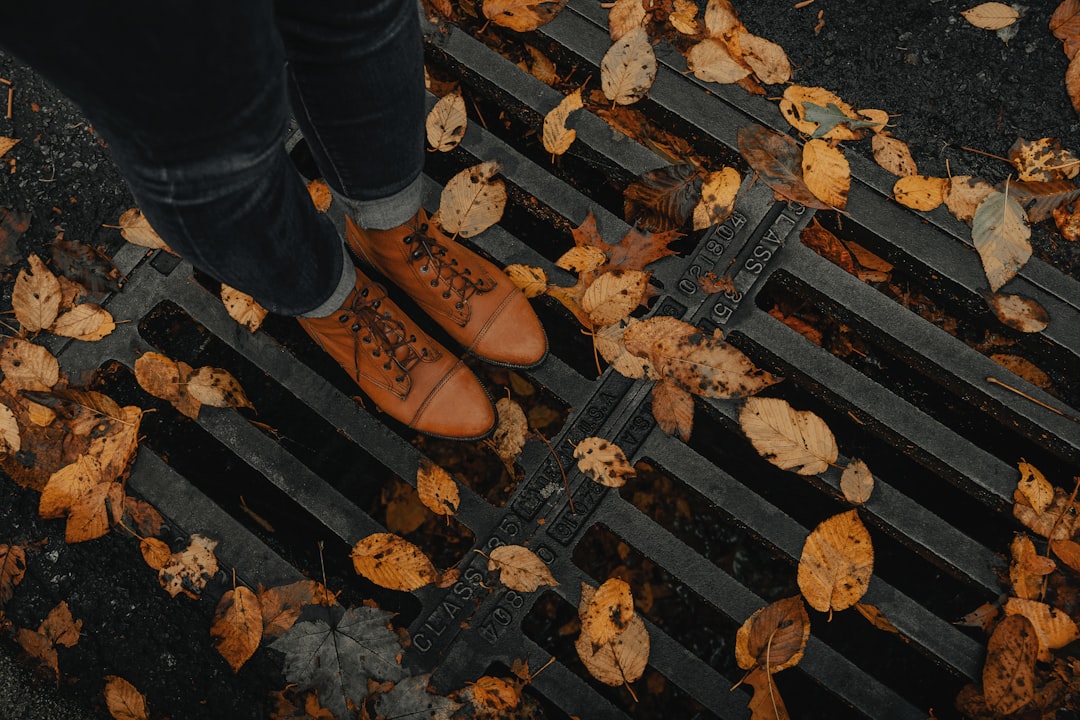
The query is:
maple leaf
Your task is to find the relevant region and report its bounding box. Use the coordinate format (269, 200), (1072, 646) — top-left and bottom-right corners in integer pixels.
(573, 210), (680, 274)
(374, 674), (463, 720)
(270, 605), (405, 719)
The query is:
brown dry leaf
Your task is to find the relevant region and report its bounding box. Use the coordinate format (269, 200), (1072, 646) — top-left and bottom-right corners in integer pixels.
(104, 675), (149, 720)
(65, 481), (124, 543)
(211, 585), (263, 672)
(1017, 464), (1053, 515)
(159, 534), (219, 599)
(306, 179), (332, 213)
(42, 601), (81, 648)
(801, 139), (850, 209)
(962, 2), (1020, 30)
(0, 338), (59, 392)
(1014, 484), (1080, 540)
(871, 135), (918, 177)
(893, 175), (947, 211)
(651, 378), (694, 441)
(686, 39), (751, 84)
(50, 303), (115, 341)
(648, 326), (781, 400)
(350, 532), (437, 591)
(220, 285), (267, 333)
(575, 608), (649, 688)
(483, 0), (567, 31)
(1050, 538), (1080, 572)
(601, 27), (657, 106)
(734, 595), (810, 673)
(87, 405), (142, 483)
(779, 86), (861, 141)
(174, 365), (203, 420)
(669, 0), (700, 34)
(1066, 51), (1080, 116)
(543, 88), (584, 157)
(990, 354), (1053, 390)
(503, 264), (549, 298)
(982, 614), (1037, 716)
(1008, 137), (1079, 182)
(491, 396), (528, 468)
(0, 137), (19, 158)
(0, 207), (31, 268)
(117, 208), (170, 253)
(13, 254), (61, 333)
(523, 45), (558, 86)
(140, 537), (172, 571)
(556, 245), (607, 274)
(693, 167), (742, 230)
(426, 91), (468, 153)
(575, 209), (680, 274)
(738, 32), (790, 85)
(1052, 0), (1080, 58)
(1003, 597), (1080, 662)
(186, 366), (254, 411)
(465, 675), (521, 713)
(854, 602), (901, 634)
(987, 293), (1049, 333)
(859, 109), (890, 133)
(487, 545), (558, 592)
(1007, 179), (1080, 223)
(416, 457), (460, 517)
(957, 601), (1000, 631)
(581, 578), (636, 646)
(0, 402), (20, 454)
(972, 189), (1031, 291)
(608, 0), (647, 40)
(739, 397), (837, 475)
(124, 497), (164, 538)
(259, 579), (338, 640)
(801, 218), (856, 274)
(39, 455), (102, 520)
(437, 160), (506, 238)
(704, 0), (741, 36)
(581, 270), (649, 328)
(840, 458), (874, 504)
(945, 176), (995, 223)
(1054, 199), (1080, 240)
(744, 666), (790, 720)
(133, 352), (181, 402)
(0, 543), (27, 604)
(797, 509), (874, 614)
(737, 124), (829, 209)
(595, 320), (655, 380)
(16, 627), (58, 679)
(623, 163), (703, 232)
(574, 436), (635, 488)
(1010, 535), (1044, 600)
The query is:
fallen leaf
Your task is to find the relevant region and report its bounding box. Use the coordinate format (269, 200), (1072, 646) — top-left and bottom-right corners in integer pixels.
(350, 533), (437, 591)
(693, 167), (741, 230)
(797, 509), (874, 613)
(159, 534), (219, 599)
(116, 208), (170, 252)
(211, 585), (263, 672)
(543, 88), (584, 157)
(574, 209), (680, 274)
(0, 402), (20, 455)
(575, 586), (649, 687)
(623, 163), (703, 232)
(737, 124), (829, 209)
(1016, 460), (1054, 514)
(1003, 597), (1080, 661)
(65, 481), (124, 543)
(1005, 179), (1080, 223)
(1051, 0), (1080, 58)
(686, 39), (751, 84)
(738, 31), (790, 85)
(972, 189), (1032, 291)
(990, 354), (1052, 390)
(581, 270), (650, 327)
(487, 545), (558, 592)
(0, 207), (31, 267)
(1053, 199), (1080, 240)
(16, 626), (58, 678)
(185, 366), (254, 411)
(858, 109), (890, 133)
(503, 264), (549, 298)
(50, 303), (115, 341)
(1010, 535), (1044, 600)
(574, 436), (635, 487)
(51, 234), (123, 294)
(871, 135), (918, 177)
(140, 537), (172, 571)
(259, 580), (338, 640)
(220, 285), (267, 333)
(945, 176), (995, 223)
(427, 92), (468, 154)
(39, 455), (102, 520)
(87, 405), (142, 482)
(801, 138), (850, 209)
(595, 319), (655, 380)
(13, 254), (61, 333)
(803, 101), (880, 140)
(854, 602), (901, 634)
(800, 218), (857, 275)
(840, 458), (874, 504)
(1008, 137), (1080, 182)
(270, 605), (405, 719)
(462, 675), (521, 713)
(622, 315), (694, 357)
(982, 614), (1037, 715)
(104, 675), (149, 720)
(490, 396), (528, 467)
(608, 0), (648, 40)
(601, 27), (657, 106)
(956, 601), (1000, 631)
(376, 674), (462, 720)
(556, 245), (607, 274)
(523, 45), (557, 85)
(893, 175), (947, 211)
(0, 137), (19, 158)
(416, 457), (460, 516)
(780, 87), (861, 140)
(437, 160), (506, 238)
(483, 0), (567, 31)
(0, 543), (27, 604)
(651, 377), (694, 441)
(647, 325), (781, 399)
(734, 595), (809, 673)
(1050, 538), (1080, 572)
(740, 397), (837, 475)
(306, 179), (332, 213)
(703, 0), (741, 36)
(744, 666), (790, 720)
(669, 0), (700, 35)
(987, 293), (1048, 333)
(962, 2), (1020, 30)
(1014, 484), (1080, 540)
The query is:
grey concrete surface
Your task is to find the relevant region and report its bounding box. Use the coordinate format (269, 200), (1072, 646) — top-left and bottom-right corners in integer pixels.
(0, 645), (98, 720)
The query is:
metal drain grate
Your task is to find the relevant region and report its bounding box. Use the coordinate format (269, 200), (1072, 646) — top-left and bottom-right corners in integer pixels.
(51, 5), (1080, 719)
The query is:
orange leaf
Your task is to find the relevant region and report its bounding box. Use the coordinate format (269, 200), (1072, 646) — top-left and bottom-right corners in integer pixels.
(797, 509), (874, 613)
(416, 457), (460, 516)
(487, 545), (558, 592)
(12, 254), (61, 333)
(104, 675), (149, 720)
(982, 614), (1037, 716)
(650, 377), (694, 441)
(0, 543), (27, 603)
(582, 578), (636, 645)
(350, 533), (437, 591)
(737, 124), (829, 209)
(734, 596), (809, 673)
(211, 585), (263, 672)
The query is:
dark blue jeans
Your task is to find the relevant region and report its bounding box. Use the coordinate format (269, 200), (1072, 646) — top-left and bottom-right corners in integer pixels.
(0, 0), (426, 315)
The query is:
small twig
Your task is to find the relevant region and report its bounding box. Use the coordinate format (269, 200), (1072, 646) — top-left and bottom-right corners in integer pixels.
(950, 144), (1012, 165)
(985, 377), (1078, 422)
(5, 86), (12, 120)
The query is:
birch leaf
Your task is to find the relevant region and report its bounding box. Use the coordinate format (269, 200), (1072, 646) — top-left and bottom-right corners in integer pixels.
(504, 264), (549, 298)
(988, 293), (1049, 333)
(982, 614), (1037, 716)
(543, 88), (584, 156)
(945, 176), (995, 223)
(738, 31), (791, 85)
(437, 160), (506, 238)
(556, 245), (607, 274)
(1003, 597), (1080, 662)
(117, 208), (171, 252)
(582, 578), (636, 645)
(893, 175), (947, 211)
(840, 458), (874, 504)
(734, 596), (810, 673)
(601, 27), (656, 106)
(972, 190), (1032, 291)
(0, 338), (59, 391)
(488, 545), (558, 592)
(350, 533), (437, 591)
(426, 91), (468, 152)
(651, 378), (694, 441)
(669, 0), (700, 35)
(871, 135), (918, 177)
(739, 397), (837, 475)
(574, 436), (635, 487)
(802, 139), (850, 209)
(211, 586), (263, 672)
(608, 0), (647, 41)
(693, 167), (742, 230)
(103, 676), (148, 720)
(797, 510), (874, 613)
(220, 285), (267, 333)
(50, 303), (115, 341)
(686, 39), (750, 84)
(13, 254), (60, 333)
(416, 458), (460, 516)
(581, 270), (649, 328)
(962, 2), (1020, 30)
(186, 367), (254, 411)
(0, 403), (19, 454)
(482, 0), (568, 31)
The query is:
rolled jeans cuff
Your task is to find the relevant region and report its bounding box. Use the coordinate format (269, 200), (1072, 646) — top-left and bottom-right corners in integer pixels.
(299, 243), (355, 318)
(333, 175), (422, 230)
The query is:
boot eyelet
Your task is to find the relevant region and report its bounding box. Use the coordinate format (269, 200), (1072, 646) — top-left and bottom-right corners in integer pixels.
(338, 313), (349, 322)
(420, 222), (428, 231)
(464, 269), (472, 275)
(372, 349), (381, 357)
(409, 334), (416, 342)
(383, 362), (392, 370)
(419, 265), (428, 273)
(455, 301), (464, 309)
(350, 323), (361, 332)
(395, 375), (405, 382)
(372, 300), (380, 308)
(431, 280), (439, 288)
(360, 288), (369, 297)
(421, 348), (429, 356)
(362, 336), (372, 343)
(442, 291), (451, 299)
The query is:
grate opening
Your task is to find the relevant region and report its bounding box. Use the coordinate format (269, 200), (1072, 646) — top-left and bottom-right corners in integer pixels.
(481, 662), (572, 720)
(522, 590), (723, 720)
(754, 271), (1079, 481)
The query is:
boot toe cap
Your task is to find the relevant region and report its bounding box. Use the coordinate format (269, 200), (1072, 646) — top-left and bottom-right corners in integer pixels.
(470, 291), (548, 368)
(410, 362), (496, 440)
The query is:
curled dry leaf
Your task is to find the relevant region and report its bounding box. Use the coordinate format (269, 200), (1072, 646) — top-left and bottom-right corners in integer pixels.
(351, 532), (437, 591)
(0, 543), (27, 604)
(581, 269), (650, 327)
(487, 545), (558, 592)
(1050, 538), (1080, 572)
(159, 534), (219, 600)
(972, 190), (1032, 291)
(1010, 535), (1044, 600)
(734, 595), (810, 673)
(50, 303), (115, 341)
(797, 509), (874, 614)
(982, 614), (1037, 716)
(437, 160), (507, 238)
(1006, 179), (1080, 223)
(211, 585), (263, 672)
(581, 579), (636, 646)
(871, 135), (918, 177)
(945, 175), (995, 223)
(1053, 199), (1080, 240)
(463, 675), (521, 713)
(306, 179), (332, 213)
(503, 264), (549, 298)
(0, 402), (20, 454)
(1068, 52), (1080, 116)
(855, 602), (901, 635)
(13, 254), (61, 333)
(220, 285), (267, 333)
(962, 2), (1020, 30)
(987, 292), (1049, 333)
(693, 167), (741, 230)
(595, 320), (655, 380)
(801, 217), (856, 275)
(117, 208), (170, 253)
(483, 0), (568, 31)
(669, 0), (699, 35)
(1003, 597), (1080, 662)
(556, 245), (607, 274)
(840, 458), (874, 504)
(104, 675), (149, 720)
(686, 39), (750, 84)
(601, 27), (657, 106)
(491, 396), (528, 467)
(1014, 484), (1080, 540)
(739, 397), (837, 475)
(416, 457), (460, 516)
(801, 138), (850, 209)
(738, 31), (790, 85)
(185, 366), (254, 411)
(426, 91), (468, 152)
(893, 175), (947, 211)
(623, 163), (703, 232)
(651, 378), (694, 442)
(574, 436), (635, 487)
(543, 88), (584, 157)
(1008, 137), (1079, 182)
(0, 337), (60, 391)
(608, 0), (647, 40)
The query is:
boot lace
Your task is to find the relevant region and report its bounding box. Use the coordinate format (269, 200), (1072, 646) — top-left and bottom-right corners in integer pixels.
(403, 222), (492, 310)
(338, 284), (429, 385)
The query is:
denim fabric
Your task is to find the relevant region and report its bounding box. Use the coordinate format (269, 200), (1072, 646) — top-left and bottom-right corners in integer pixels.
(0, 0), (425, 316)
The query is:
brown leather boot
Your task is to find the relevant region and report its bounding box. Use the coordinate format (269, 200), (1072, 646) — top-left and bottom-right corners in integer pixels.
(297, 269), (496, 440)
(344, 211), (548, 368)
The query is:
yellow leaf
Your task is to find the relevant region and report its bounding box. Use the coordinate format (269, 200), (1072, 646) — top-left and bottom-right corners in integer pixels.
(647, 325), (780, 399)
(1009, 535), (1044, 600)
(158, 534), (219, 599)
(972, 189), (1032, 291)
(543, 88), (584, 157)
(65, 480), (123, 543)
(13, 254), (60, 333)
(555, 245), (607, 274)
(801, 139), (849, 209)
(982, 614), (1037, 716)
(482, 0), (567, 31)
(840, 458), (874, 504)
(779, 86), (860, 141)
(703, 0), (741, 37)
(416, 458), (460, 516)
(1016, 460), (1053, 514)
(595, 319), (655, 380)
(0, 402), (20, 454)
(608, 0), (647, 40)
(39, 455), (102, 520)
(944, 175), (995, 223)
(650, 377), (694, 441)
(734, 596), (809, 673)
(117, 208), (171, 252)
(871, 135), (918, 177)
(961, 2), (1020, 30)
(575, 582), (649, 687)
(491, 397), (528, 467)
(426, 91), (468, 153)
(669, 0), (700, 35)
(140, 537), (172, 571)
(220, 285), (267, 333)
(988, 293), (1048, 333)
(104, 675), (149, 720)
(892, 174), (947, 211)
(858, 109), (890, 133)
(574, 436), (635, 487)
(1013, 484), (1080, 540)
(797, 509), (874, 613)
(686, 38), (750, 84)
(466, 676), (521, 712)
(601, 27), (657, 105)
(134, 352), (181, 402)
(1003, 597), (1080, 662)
(503, 264), (549, 298)
(738, 31), (790, 85)
(0, 137), (20, 159)
(582, 578), (636, 645)
(739, 397), (837, 475)
(581, 269), (649, 328)
(41, 600), (81, 648)
(487, 545), (558, 592)
(185, 366), (254, 411)
(350, 533), (437, 591)
(693, 167), (741, 230)
(211, 586), (263, 672)
(50, 303), (115, 341)
(437, 160), (506, 238)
